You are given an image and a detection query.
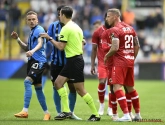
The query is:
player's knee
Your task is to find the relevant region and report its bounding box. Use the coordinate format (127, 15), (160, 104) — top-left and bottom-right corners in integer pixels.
(24, 79), (32, 88)
(75, 87), (86, 97)
(99, 79), (106, 83)
(113, 84), (122, 92)
(125, 86), (135, 93)
(54, 81), (62, 89)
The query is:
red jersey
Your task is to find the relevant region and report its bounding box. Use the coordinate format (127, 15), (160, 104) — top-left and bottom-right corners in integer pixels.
(101, 30), (113, 68)
(92, 26), (107, 66)
(105, 22), (137, 67)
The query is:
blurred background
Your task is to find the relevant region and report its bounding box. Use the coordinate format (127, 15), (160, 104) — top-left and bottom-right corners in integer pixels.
(0, 0), (165, 80)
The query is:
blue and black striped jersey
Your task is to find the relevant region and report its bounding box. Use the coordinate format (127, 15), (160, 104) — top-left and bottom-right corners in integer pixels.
(47, 21), (66, 66)
(28, 25), (47, 63)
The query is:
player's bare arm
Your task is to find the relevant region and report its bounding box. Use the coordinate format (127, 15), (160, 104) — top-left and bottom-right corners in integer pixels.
(133, 36), (140, 59)
(83, 38), (86, 45)
(40, 33), (66, 51)
(11, 31), (28, 51)
(82, 38), (86, 51)
(26, 37), (43, 57)
(104, 38), (119, 64)
(91, 44), (97, 75)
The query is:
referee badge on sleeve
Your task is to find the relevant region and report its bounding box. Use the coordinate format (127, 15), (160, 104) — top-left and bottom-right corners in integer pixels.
(60, 35), (64, 39)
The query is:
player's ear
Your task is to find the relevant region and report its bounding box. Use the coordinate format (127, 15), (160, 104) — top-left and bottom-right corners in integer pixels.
(36, 18), (38, 24)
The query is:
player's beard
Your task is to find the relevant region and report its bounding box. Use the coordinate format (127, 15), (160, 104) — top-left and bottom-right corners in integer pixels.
(104, 21), (111, 29)
(60, 22), (64, 26)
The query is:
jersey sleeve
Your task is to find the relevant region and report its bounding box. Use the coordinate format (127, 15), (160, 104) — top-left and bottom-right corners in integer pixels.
(110, 28), (120, 40)
(101, 31), (111, 53)
(59, 26), (68, 43)
(47, 23), (54, 37)
(92, 31), (99, 45)
(34, 27), (45, 38)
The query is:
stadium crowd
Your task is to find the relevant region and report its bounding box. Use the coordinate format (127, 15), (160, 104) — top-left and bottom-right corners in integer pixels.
(0, 0), (164, 62)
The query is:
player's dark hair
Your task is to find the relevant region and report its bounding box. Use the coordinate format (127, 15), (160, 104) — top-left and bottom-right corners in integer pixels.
(104, 12), (107, 19)
(57, 5), (66, 16)
(61, 6), (73, 19)
(93, 20), (101, 25)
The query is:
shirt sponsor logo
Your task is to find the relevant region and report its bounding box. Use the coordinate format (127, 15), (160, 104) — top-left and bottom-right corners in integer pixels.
(124, 55), (134, 60)
(122, 27), (131, 32)
(123, 50), (134, 53)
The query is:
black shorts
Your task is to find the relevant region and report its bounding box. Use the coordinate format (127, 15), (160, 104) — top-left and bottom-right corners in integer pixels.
(60, 55), (84, 83)
(42, 62), (50, 75)
(50, 64), (64, 83)
(27, 58), (46, 84)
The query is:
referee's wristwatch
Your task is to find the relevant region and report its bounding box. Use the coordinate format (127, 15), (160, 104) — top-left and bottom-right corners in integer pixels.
(49, 37), (53, 41)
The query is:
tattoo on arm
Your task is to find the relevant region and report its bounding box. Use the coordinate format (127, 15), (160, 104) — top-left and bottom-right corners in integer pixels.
(106, 39), (119, 57)
(133, 36), (140, 47)
(112, 39), (119, 50)
(133, 36), (140, 59)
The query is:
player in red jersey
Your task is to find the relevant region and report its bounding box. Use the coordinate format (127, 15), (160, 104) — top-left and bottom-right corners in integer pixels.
(101, 30), (115, 118)
(102, 29), (134, 121)
(91, 13), (112, 116)
(104, 8), (141, 122)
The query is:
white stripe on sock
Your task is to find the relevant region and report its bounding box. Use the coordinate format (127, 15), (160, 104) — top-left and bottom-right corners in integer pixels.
(117, 96), (126, 101)
(131, 96), (139, 100)
(126, 99), (132, 102)
(98, 88), (106, 92)
(111, 101), (117, 104)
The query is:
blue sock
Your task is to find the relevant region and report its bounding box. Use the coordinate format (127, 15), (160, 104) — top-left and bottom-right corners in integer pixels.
(68, 92), (76, 112)
(24, 79), (32, 108)
(35, 86), (47, 111)
(53, 87), (61, 113)
(42, 75), (47, 89)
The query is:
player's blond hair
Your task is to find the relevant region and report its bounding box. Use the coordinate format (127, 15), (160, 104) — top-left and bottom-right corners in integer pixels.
(107, 8), (121, 17)
(26, 11), (38, 17)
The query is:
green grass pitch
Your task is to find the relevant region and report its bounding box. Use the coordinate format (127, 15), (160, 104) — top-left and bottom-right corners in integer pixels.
(0, 79), (165, 125)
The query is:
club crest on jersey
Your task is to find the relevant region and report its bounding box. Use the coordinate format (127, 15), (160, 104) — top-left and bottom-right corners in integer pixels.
(109, 78), (112, 83)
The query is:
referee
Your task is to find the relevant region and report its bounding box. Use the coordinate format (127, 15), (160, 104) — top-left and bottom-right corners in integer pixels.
(40, 6), (100, 121)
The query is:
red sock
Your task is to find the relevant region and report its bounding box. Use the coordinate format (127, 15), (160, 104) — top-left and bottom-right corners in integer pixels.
(110, 93), (117, 114)
(108, 92), (112, 108)
(129, 90), (140, 113)
(98, 84), (106, 103)
(125, 93), (132, 113)
(115, 90), (128, 114)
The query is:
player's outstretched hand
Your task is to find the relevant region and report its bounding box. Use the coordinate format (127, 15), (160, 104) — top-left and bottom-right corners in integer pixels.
(91, 66), (96, 75)
(11, 31), (18, 39)
(40, 33), (50, 40)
